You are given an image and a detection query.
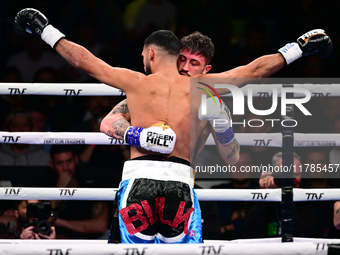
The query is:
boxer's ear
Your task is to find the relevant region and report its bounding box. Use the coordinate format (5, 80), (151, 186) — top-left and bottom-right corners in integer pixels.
(148, 48), (155, 61)
(203, 64), (212, 74)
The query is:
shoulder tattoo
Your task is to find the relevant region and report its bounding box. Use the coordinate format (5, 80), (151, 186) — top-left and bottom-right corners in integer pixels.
(112, 99), (129, 114)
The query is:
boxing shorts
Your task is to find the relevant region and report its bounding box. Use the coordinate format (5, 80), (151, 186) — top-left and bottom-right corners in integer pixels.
(108, 156), (202, 243)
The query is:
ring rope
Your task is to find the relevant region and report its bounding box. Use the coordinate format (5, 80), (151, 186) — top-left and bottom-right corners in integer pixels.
(0, 187), (338, 202)
(1, 83), (340, 96)
(0, 238), (337, 255)
(1, 131), (340, 147)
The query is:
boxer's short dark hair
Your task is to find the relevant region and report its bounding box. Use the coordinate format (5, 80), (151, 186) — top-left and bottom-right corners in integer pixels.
(144, 30), (180, 56)
(180, 31), (215, 64)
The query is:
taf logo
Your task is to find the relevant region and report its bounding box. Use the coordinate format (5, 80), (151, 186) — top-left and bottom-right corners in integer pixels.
(200, 245), (223, 254)
(109, 137), (125, 144)
(251, 192), (269, 200)
(124, 248), (147, 255)
(4, 188), (22, 195)
(63, 89), (82, 96)
(254, 139), (271, 146)
(59, 189), (77, 196)
(2, 136), (20, 143)
(306, 193), (324, 200)
(8, 88), (27, 94)
(47, 249), (71, 255)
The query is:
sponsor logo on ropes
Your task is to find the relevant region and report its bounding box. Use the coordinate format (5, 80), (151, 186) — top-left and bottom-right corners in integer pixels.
(306, 193), (324, 200)
(109, 137), (125, 144)
(8, 88), (27, 94)
(311, 92), (330, 97)
(200, 245), (223, 254)
(295, 141), (336, 147)
(251, 192), (270, 200)
(120, 197), (194, 236)
(198, 83), (312, 128)
(59, 189), (77, 196)
(2, 135), (21, 143)
(4, 188), (22, 196)
(254, 139), (271, 146)
(123, 248), (148, 255)
(44, 138), (85, 144)
(63, 89), (82, 96)
(47, 249), (71, 255)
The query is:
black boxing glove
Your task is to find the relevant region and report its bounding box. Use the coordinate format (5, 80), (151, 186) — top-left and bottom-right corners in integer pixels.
(278, 29), (333, 65)
(14, 8), (65, 48)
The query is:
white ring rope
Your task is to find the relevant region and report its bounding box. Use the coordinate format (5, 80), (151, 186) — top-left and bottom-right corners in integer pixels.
(0, 238), (338, 255)
(1, 131), (340, 147)
(0, 187), (339, 202)
(1, 83), (340, 96)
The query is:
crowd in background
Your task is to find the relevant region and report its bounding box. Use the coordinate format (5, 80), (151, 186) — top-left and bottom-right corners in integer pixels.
(0, 0), (340, 241)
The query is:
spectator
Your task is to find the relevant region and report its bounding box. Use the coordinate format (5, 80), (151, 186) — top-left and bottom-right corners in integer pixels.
(211, 149), (258, 240)
(49, 145), (109, 239)
(33, 67), (74, 132)
(303, 148), (335, 188)
(5, 36), (64, 82)
(0, 109), (50, 166)
(0, 66), (23, 130)
(242, 152), (321, 238)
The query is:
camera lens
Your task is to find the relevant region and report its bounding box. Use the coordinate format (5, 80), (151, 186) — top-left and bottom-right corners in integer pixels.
(36, 220), (51, 235)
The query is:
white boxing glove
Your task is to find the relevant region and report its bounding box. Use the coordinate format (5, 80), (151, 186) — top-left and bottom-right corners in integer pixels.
(124, 123), (177, 154)
(198, 97), (234, 145)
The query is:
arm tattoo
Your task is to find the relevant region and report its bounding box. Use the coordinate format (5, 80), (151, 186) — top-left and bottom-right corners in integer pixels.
(227, 139), (240, 159)
(112, 99), (129, 114)
(105, 130), (114, 138)
(112, 118), (130, 139)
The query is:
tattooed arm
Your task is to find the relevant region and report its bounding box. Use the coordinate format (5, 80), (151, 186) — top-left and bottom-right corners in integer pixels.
(210, 125), (240, 165)
(100, 99), (131, 140)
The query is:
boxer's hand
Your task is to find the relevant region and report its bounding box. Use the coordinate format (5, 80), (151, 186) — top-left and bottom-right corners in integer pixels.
(278, 29), (332, 65)
(124, 123), (177, 154)
(14, 8), (65, 48)
(198, 97), (234, 144)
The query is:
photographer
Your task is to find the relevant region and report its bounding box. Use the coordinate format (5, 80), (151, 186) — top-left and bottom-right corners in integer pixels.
(241, 152), (321, 238)
(1, 200), (56, 239)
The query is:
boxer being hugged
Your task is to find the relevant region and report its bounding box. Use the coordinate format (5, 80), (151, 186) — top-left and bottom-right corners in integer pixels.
(14, 8), (332, 244)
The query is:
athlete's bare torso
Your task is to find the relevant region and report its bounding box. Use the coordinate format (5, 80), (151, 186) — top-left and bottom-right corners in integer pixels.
(125, 73), (191, 162)
(124, 72), (215, 163)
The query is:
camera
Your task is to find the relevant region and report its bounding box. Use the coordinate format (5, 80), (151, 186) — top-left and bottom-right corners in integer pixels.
(26, 202), (53, 235)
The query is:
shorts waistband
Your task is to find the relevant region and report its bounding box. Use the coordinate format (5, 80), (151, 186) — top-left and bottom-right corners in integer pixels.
(131, 155), (191, 166)
(122, 160), (194, 188)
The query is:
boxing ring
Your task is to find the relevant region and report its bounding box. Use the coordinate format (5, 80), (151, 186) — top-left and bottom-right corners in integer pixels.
(1, 82), (340, 255)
